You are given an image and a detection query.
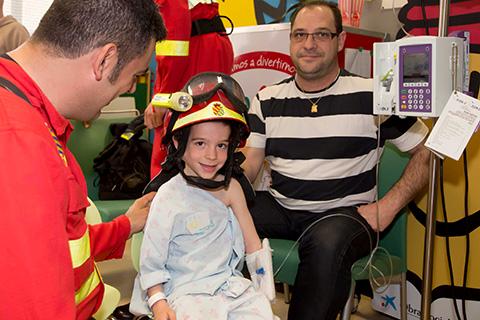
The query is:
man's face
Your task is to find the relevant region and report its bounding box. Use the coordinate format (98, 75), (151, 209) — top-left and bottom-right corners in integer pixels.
(290, 6), (345, 82)
(86, 40), (155, 121)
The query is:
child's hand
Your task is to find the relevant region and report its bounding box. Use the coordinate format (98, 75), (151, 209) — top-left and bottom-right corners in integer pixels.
(152, 300), (176, 320)
(246, 238), (276, 301)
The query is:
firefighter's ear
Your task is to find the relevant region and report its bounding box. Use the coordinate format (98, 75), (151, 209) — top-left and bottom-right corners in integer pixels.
(92, 43), (118, 81)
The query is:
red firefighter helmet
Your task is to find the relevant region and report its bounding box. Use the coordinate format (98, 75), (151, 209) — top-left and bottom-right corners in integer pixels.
(167, 72), (250, 147)
(145, 73), (253, 194)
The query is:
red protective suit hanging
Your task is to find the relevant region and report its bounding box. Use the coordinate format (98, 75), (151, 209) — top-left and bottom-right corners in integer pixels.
(151, 0), (234, 177)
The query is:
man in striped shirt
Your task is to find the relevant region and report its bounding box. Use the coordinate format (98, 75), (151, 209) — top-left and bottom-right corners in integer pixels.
(242, 1), (430, 319)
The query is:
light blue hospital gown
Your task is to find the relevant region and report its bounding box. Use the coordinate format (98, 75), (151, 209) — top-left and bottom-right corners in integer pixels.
(130, 174), (273, 319)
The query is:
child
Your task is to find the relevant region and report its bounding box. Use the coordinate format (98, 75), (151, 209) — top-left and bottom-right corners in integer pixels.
(130, 72), (275, 319)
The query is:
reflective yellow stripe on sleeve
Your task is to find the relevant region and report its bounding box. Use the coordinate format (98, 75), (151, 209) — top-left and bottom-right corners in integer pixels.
(74, 266), (102, 304)
(68, 230), (103, 305)
(156, 40), (189, 56)
(69, 229), (91, 268)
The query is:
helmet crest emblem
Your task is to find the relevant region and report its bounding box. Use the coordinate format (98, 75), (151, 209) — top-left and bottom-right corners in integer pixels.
(212, 103), (225, 116)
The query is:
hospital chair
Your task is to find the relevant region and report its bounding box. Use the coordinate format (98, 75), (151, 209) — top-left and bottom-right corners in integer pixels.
(130, 232), (143, 272)
(269, 143), (409, 319)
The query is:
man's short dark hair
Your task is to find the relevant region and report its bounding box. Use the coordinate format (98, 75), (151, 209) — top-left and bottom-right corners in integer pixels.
(290, 0), (343, 34)
(31, 0), (167, 82)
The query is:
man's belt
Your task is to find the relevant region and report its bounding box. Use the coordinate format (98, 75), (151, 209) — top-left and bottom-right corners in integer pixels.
(191, 15), (226, 37)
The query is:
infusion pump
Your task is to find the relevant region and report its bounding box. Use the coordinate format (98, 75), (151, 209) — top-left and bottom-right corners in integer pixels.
(373, 36), (465, 117)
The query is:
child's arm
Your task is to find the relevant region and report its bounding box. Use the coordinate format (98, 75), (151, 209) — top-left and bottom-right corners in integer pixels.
(147, 285), (176, 320)
(228, 178), (261, 254)
(228, 178), (276, 301)
(137, 195), (176, 316)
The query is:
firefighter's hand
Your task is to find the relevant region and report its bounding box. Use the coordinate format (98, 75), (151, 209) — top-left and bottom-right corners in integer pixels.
(144, 103), (167, 129)
(125, 192), (156, 237)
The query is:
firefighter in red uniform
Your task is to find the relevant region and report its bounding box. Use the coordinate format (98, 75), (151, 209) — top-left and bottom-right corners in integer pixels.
(0, 1), (166, 319)
(145, 0), (234, 177)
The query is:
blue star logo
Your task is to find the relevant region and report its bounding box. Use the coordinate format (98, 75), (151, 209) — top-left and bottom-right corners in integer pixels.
(381, 295), (397, 311)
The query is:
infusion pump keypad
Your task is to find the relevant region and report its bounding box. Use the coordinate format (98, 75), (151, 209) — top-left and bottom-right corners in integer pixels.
(400, 87), (432, 111)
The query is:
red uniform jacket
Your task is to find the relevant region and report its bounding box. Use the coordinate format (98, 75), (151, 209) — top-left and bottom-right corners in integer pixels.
(0, 57), (131, 319)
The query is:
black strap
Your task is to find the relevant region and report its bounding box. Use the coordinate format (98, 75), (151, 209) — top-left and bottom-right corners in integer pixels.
(0, 54), (31, 104)
(191, 16), (226, 37)
(1, 53), (15, 61)
(0, 77), (30, 104)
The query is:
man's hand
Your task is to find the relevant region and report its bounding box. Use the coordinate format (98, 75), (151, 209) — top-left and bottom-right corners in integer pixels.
(152, 300), (176, 320)
(125, 192), (156, 237)
(144, 103), (168, 129)
(357, 201), (397, 232)
(358, 143), (430, 232)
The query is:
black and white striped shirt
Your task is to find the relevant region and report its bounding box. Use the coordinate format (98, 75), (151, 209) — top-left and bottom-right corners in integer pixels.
(246, 70), (428, 213)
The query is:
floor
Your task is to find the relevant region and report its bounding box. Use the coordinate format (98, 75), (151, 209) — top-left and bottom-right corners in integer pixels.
(98, 240), (393, 320)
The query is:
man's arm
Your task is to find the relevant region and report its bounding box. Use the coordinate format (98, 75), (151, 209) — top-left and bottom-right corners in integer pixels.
(241, 146), (266, 183)
(89, 192), (155, 261)
(358, 142), (430, 231)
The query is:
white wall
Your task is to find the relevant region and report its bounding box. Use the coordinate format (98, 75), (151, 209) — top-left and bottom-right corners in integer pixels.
(4, 0), (53, 35)
(360, 0), (403, 41)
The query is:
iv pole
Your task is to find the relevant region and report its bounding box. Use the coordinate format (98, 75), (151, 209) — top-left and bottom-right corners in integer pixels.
(420, 0), (450, 319)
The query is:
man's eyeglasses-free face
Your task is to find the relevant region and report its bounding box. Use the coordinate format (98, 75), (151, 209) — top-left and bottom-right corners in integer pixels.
(290, 30), (339, 43)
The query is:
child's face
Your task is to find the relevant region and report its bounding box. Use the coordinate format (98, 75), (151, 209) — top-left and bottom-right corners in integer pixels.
(180, 121), (231, 181)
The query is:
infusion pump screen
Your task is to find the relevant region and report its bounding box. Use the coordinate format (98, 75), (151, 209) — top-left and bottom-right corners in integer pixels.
(403, 52), (429, 83)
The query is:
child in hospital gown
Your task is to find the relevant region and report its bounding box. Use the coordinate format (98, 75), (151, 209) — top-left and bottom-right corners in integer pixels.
(130, 72), (275, 320)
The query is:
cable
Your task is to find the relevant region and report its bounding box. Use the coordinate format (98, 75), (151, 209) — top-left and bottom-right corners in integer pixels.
(419, 0), (430, 35)
(272, 212), (376, 279)
(461, 71), (480, 320)
(462, 150), (470, 320)
(367, 115), (392, 294)
(440, 71), (480, 320)
(392, 0), (412, 38)
(439, 159), (463, 320)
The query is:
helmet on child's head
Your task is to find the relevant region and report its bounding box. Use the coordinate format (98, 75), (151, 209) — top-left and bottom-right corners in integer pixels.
(167, 72), (250, 147)
(150, 72), (251, 192)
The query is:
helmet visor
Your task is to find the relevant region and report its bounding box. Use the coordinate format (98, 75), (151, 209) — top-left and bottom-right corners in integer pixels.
(183, 72), (248, 113)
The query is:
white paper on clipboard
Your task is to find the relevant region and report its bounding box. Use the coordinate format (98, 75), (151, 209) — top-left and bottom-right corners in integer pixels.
(425, 91), (480, 160)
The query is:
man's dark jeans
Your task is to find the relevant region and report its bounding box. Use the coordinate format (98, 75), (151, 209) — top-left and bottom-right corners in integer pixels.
(249, 192), (375, 320)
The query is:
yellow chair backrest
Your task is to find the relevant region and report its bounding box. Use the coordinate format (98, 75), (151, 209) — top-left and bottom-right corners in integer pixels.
(85, 198), (121, 320)
(86, 198), (103, 225)
(130, 232), (144, 272)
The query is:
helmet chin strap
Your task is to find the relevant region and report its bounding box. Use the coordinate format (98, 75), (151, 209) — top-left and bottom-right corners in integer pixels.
(179, 168), (226, 189)
(143, 123), (255, 203)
